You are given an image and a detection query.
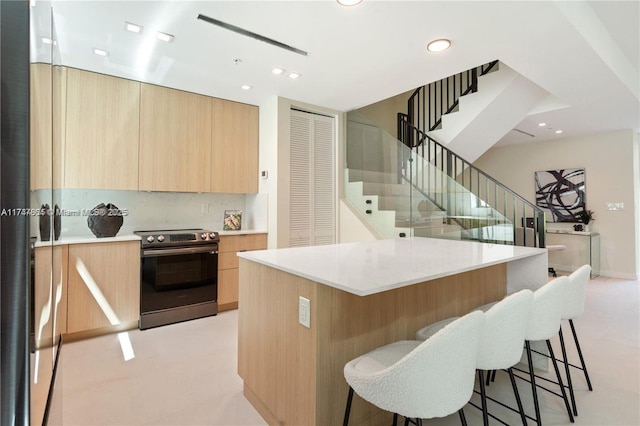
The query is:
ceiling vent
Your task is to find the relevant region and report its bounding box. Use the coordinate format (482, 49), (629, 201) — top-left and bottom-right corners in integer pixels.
(197, 14), (309, 56)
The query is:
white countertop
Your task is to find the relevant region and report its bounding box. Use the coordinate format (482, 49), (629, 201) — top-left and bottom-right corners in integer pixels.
(238, 237), (546, 296)
(217, 230), (267, 236)
(34, 234), (141, 247)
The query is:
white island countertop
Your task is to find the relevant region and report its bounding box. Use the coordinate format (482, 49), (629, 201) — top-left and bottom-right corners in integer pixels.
(238, 237), (547, 296)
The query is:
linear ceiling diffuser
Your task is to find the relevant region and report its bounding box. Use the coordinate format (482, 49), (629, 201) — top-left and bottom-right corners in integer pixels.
(197, 14), (309, 56)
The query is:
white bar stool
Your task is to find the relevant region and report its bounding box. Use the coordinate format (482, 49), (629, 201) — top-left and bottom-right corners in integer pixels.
(343, 311), (484, 426)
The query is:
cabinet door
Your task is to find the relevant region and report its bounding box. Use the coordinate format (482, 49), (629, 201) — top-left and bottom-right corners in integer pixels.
(67, 241), (140, 334)
(64, 68), (140, 190)
(211, 98), (258, 193)
(139, 84), (212, 192)
(218, 268), (239, 308)
(30, 63), (52, 190)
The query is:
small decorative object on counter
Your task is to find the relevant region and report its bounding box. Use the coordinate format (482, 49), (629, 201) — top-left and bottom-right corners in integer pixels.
(575, 209), (594, 232)
(39, 203), (51, 241)
(573, 224), (584, 232)
(53, 204), (61, 240)
(223, 210), (242, 231)
(87, 202), (124, 238)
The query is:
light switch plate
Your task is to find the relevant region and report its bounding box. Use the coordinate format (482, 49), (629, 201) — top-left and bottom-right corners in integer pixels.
(299, 296), (310, 328)
(606, 202), (624, 210)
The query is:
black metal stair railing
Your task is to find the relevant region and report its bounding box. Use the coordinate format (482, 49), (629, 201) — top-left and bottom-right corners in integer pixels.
(397, 115), (547, 248)
(407, 60), (499, 134)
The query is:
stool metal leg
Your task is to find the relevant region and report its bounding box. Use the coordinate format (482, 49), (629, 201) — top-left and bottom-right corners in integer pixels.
(508, 367), (528, 426)
(458, 408), (468, 426)
(343, 386), (354, 426)
(392, 413), (398, 426)
(478, 370), (489, 426)
(547, 339), (575, 423)
(525, 341), (542, 426)
(559, 326), (578, 416)
(569, 319), (593, 391)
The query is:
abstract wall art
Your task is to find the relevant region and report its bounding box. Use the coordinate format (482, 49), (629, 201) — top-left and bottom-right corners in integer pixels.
(535, 168), (586, 222)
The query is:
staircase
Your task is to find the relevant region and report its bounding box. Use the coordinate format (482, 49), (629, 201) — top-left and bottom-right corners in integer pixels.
(345, 61), (547, 248)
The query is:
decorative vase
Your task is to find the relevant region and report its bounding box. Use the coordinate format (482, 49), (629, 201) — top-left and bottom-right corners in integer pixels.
(39, 203), (51, 241)
(53, 204), (61, 240)
(87, 203), (124, 238)
(583, 224), (589, 232)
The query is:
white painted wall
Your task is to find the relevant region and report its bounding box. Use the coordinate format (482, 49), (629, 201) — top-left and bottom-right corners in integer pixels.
(474, 129), (639, 279)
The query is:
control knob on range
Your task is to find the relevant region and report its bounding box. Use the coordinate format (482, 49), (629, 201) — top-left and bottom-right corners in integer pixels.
(209, 232), (216, 239)
(157, 235), (165, 242)
(146, 236), (155, 243)
(201, 233), (208, 240)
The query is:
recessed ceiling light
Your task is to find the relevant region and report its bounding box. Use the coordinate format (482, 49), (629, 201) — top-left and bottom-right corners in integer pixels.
(555, 130), (563, 134)
(538, 122), (547, 127)
(337, 0), (363, 6)
(156, 31), (174, 43)
(272, 67), (285, 75)
(241, 85), (252, 90)
(288, 72), (301, 79)
(426, 39), (451, 52)
(125, 22), (143, 34)
(93, 48), (109, 57)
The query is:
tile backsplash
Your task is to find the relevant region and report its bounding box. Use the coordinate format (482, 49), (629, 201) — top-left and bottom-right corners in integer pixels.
(30, 189), (267, 240)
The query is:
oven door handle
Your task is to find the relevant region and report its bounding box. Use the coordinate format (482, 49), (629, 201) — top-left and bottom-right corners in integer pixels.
(142, 246), (218, 258)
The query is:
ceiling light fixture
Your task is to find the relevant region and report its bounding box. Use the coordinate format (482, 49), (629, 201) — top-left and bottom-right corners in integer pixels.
(426, 38), (451, 53)
(555, 130), (563, 134)
(197, 14), (309, 57)
(272, 67), (285, 75)
(125, 22), (143, 34)
(337, 0), (363, 6)
(241, 85), (252, 90)
(156, 31), (174, 43)
(288, 72), (301, 79)
(538, 122), (547, 127)
(93, 48), (109, 57)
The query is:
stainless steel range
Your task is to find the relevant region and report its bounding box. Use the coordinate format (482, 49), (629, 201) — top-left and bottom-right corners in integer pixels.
(134, 229), (219, 330)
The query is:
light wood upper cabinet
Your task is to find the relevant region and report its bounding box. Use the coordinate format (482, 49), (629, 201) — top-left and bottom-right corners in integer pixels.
(64, 68), (140, 190)
(66, 241), (140, 334)
(211, 98), (259, 193)
(139, 84), (212, 192)
(30, 63), (52, 190)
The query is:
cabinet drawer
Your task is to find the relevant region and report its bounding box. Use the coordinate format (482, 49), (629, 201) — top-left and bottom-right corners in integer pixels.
(219, 233), (267, 253)
(218, 252), (239, 270)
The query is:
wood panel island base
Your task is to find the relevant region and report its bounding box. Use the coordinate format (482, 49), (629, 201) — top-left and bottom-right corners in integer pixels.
(237, 238), (547, 426)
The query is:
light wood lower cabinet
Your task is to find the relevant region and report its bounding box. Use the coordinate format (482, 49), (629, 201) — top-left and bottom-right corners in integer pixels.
(66, 241), (140, 334)
(218, 233), (267, 311)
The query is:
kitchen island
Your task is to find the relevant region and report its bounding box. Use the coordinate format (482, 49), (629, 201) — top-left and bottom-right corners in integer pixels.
(237, 237), (547, 426)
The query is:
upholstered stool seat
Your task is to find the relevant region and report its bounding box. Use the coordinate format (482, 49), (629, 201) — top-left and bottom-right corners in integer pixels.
(558, 264), (593, 416)
(416, 290), (533, 426)
(519, 276), (574, 426)
(343, 311), (484, 426)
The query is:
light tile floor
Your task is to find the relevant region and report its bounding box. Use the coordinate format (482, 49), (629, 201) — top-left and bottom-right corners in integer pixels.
(49, 276), (639, 425)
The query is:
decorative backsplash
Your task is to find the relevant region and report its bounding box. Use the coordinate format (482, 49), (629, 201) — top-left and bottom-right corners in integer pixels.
(30, 189), (267, 240)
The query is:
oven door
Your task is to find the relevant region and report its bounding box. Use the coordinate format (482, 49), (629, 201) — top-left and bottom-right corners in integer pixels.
(140, 244), (218, 328)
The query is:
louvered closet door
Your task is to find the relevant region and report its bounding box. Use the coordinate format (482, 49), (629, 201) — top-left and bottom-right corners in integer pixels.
(290, 109), (336, 247)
